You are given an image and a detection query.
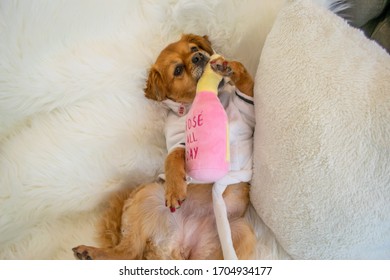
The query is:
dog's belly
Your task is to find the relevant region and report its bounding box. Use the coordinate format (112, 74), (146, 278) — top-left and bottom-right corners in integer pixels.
(169, 204), (222, 259)
(123, 182), (221, 259)
(121, 182), (247, 259)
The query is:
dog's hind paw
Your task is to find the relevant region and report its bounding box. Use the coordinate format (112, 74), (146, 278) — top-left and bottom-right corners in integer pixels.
(72, 245), (94, 260)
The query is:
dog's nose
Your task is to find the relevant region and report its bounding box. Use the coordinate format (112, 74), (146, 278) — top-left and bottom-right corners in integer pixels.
(192, 52), (205, 65)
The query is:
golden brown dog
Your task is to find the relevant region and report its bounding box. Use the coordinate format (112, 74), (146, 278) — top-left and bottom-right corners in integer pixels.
(73, 34), (256, 260)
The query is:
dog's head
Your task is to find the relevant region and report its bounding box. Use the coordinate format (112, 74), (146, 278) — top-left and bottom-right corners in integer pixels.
(144, 34), (213, 103)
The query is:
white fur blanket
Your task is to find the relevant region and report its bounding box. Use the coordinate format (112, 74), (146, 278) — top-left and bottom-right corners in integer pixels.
(0, 0), (286, 259)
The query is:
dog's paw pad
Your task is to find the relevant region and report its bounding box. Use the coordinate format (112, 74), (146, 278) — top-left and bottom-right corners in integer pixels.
(72, 246), (93, 260)
(210, 58), (233, 76)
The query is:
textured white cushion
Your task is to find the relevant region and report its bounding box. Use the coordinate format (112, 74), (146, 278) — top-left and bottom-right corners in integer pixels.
(251, 0), (390, 259)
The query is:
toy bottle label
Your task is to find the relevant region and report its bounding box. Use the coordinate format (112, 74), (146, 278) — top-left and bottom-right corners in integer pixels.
(185, 91), (229, 182)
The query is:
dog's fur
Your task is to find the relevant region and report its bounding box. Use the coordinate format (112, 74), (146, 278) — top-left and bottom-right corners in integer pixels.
(73, 34), (256, 259)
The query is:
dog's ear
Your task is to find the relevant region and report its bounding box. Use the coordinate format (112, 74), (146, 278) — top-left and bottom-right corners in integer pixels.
(183, 34), (213, 55)
(144, 67), (167, 101)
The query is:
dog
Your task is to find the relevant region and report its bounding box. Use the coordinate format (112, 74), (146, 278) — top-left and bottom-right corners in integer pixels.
(72, 34), (256, 259)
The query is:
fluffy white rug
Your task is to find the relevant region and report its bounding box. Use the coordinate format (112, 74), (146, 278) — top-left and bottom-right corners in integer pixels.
(0, 0), (287, 259)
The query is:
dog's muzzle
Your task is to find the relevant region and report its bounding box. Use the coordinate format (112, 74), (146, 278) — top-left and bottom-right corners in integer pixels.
(192, 52), (208, 66)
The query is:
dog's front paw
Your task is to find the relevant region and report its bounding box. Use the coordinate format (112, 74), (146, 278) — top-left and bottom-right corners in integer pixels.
(165, 177), (187, 213)
(72, 245), (95, 260)
(210, 57), (233, 77)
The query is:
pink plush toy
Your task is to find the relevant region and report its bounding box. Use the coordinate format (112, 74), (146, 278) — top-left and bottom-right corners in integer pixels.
(185, 54), (230, 182)
(185, 54), (240, 260)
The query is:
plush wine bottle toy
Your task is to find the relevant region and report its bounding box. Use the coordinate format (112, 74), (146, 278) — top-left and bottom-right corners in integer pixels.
(185, 54), (230, 182)
(185, 54), (238, 260)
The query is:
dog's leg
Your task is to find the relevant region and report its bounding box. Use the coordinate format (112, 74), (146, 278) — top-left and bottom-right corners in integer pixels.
(73, 211), (148, 260)
(73, 182), (169, 260)
(231, 218), (256, 259)
(226, 61), (254, 97)
(164, 147), (187, 212)
(72, 243), (141, 260)
(210, 58), (254, 97)
(222, 182), (251, 219)
(97, 188), (135, 248)
(220, 183), (256, 259)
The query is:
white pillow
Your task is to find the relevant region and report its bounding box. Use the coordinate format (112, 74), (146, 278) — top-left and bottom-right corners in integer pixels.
(251, 0), (390, 259)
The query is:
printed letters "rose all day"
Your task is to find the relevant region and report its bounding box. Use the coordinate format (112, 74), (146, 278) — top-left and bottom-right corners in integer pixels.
(186, 113), (203, 161)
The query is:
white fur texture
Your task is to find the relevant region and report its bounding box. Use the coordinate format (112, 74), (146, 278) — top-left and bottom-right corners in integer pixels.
(252, 0), (390, 259)
(0, 0), (287, 259)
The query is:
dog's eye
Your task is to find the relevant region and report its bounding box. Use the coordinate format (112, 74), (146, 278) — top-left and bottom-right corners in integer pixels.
(174, 65), (184, 76)
(190, 46), (199, 53)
